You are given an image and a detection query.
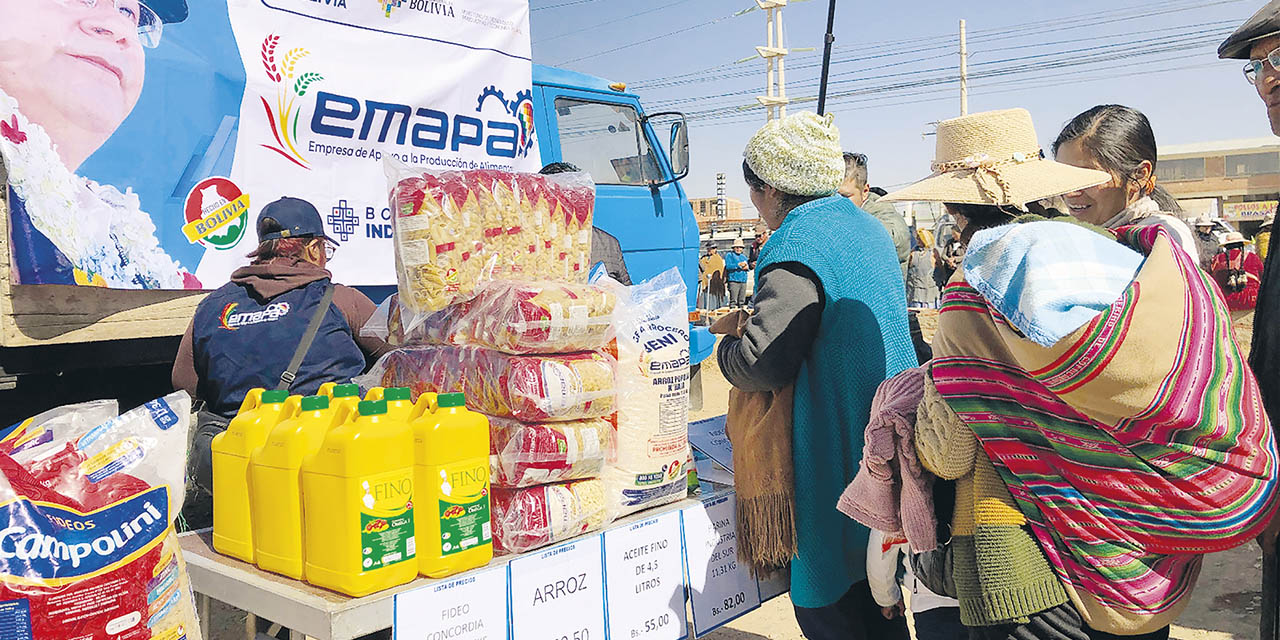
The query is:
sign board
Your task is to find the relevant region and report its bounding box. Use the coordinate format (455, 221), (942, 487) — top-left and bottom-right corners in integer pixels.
(603, 511), (688, 640)
(682, 494), (760, 637)
(509, 535), (607, 640)
(687, 416), (733, 473)
(1, 0), (539, 289)
(393, 565), (509, 640)
(1223, 201), (1278, 222)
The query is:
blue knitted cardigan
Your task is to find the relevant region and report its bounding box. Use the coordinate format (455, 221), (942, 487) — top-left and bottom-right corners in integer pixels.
(756, 195), (917, 608)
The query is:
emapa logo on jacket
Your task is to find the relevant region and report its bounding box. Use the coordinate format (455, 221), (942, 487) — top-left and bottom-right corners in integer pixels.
(219, 301), (292, 330)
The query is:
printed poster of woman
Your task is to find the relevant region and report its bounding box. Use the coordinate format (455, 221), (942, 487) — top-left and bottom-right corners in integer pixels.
(0, 0), (201, 289)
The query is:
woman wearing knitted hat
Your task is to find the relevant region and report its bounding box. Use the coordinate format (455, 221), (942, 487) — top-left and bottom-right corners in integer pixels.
(717, 111), (917, 640)
(875, 108), (1279, 640)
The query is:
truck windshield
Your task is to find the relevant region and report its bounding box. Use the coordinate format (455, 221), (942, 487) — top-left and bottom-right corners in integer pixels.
(554, 98), (663, 186)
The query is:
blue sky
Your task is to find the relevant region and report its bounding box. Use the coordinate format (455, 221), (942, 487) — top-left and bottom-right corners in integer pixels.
(529, 0), (1275, 217)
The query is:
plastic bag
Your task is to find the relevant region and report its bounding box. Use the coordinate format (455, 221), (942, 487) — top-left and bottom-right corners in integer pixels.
(386, 159), (596, 314)
(489, 416), (613, 488)
(0, 391), (203, 640)
(360, 346), (617, 422)
(0, 399), (117, 457)
(363, 281), (617, 354)
(602, 268), (691, 518)
(490, 479), (607, 555)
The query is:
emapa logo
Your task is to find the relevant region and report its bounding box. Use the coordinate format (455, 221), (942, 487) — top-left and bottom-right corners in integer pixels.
(219, 302), (292, 331)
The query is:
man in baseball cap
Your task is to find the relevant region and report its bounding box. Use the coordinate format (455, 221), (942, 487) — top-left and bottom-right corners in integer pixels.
(172, 197), (390, 527)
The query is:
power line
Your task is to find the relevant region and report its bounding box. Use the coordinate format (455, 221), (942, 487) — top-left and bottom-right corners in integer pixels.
(532, 0), (599, 11)
(556, 7), (746, 66)
(535, 0), (691, 43)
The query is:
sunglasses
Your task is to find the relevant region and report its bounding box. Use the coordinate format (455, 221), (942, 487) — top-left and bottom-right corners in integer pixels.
(1245, 46), (1280, 85)
(311, 238), (338, 260)
(52, 0), (164, 48)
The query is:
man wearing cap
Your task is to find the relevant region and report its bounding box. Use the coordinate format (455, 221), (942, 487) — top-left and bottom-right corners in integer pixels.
(1221, 7), (1280, 636)
(725, 239), (750, 308)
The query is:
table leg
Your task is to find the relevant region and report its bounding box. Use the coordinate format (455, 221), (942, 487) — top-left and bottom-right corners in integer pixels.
(245, 612), (257, 640)
(198, 594), (211, 640)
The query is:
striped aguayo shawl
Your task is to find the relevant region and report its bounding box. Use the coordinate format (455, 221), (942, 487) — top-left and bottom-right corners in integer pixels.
(930, 223), (1280, 622)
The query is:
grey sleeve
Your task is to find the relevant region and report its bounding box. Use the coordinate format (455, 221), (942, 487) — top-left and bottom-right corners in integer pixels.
(717, 262), (824, 392)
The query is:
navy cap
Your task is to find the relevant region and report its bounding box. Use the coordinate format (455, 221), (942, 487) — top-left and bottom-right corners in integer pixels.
(257, 197), (334, 243)
(1220, 1), (1280, 59)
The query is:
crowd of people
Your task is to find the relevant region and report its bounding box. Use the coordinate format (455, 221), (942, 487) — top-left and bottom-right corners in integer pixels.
(716, 4), (1280, 639)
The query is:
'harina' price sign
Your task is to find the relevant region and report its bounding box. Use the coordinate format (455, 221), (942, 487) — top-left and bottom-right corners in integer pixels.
(509, 535), (607, 640)
(393, 565), (509, 640)
(603, 511), (688, 640)
(682, 494), (761, 636)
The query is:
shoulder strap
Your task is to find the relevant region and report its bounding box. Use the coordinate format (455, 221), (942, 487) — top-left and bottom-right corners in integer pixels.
(277, 283), (335, 390)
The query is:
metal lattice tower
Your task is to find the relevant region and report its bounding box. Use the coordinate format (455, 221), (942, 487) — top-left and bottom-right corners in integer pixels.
(755, 0), (789, 121)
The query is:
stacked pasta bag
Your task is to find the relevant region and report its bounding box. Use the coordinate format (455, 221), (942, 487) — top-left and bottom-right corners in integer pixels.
(0, 392), (203, 640)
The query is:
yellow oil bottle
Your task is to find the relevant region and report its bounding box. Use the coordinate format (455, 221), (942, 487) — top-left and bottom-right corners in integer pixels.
(413, 392), (493, 578)
(301, 399), (417, 596)
(317, 382), (338, 398)
(380, 387), (415, 422)
(411, 392), (439, 418)
(330, 383), (363, 424)
(249, 394), (341, 579)
(212, 389), (294, 562)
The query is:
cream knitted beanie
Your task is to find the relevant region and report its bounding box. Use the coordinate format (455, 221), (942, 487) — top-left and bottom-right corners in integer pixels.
(743, 112), (845, 197)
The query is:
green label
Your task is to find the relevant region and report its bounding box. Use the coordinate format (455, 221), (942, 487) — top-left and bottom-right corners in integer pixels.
(359, 469), (415, 569)
(437, 461), (492, 556)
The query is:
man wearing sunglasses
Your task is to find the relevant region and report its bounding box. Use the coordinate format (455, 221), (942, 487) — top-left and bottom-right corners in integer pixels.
(0, 0), (195, 288)
(1221, 5), (1280, 638)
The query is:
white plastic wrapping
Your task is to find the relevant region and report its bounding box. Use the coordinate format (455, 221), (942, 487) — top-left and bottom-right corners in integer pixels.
(490, 479), (607, 555)
(1, 399), (118, 457)
(489, 415), (613, 488)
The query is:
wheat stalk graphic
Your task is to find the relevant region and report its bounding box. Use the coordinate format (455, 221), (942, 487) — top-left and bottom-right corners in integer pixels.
(282, 48), (309, 80)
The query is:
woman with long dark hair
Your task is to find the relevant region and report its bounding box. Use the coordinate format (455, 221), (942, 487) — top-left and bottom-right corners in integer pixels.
(1053, 104), (1200, 262)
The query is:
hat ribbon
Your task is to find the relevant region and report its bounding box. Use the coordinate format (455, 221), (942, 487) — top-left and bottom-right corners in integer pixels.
(931, 149), (1042, 207)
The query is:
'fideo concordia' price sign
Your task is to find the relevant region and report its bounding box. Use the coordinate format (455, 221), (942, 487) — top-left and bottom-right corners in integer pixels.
(682, 494), (760, 636)
(603, 510), (688, 640)
(509, 534), (606, 640)
(393, 565), (509, 640)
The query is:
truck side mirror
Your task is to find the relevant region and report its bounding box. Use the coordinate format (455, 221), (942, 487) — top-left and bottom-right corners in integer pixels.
(641, 111), (690, 186)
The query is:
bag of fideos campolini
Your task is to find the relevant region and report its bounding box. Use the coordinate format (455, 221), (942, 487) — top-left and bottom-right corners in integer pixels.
(0, 391), (203, 640)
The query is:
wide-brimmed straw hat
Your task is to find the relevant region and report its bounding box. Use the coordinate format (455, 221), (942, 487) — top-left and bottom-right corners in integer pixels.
(883, 109), (1110, 209)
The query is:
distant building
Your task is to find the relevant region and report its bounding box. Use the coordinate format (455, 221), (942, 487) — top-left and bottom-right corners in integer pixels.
(1159, 137), (1280, 234)
(690, 197), (744, 228)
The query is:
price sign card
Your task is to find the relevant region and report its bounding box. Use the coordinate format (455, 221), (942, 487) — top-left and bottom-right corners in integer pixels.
(603, 511), (688, 640)
(687, 416), (733, 472)
(393, 565), (509, 640)
(682, 494), (760, 636)
(510, 534), (607, 640)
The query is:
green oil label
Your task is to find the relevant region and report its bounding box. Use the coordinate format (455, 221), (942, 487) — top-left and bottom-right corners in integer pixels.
(359, 469), (415, 569)
(437, 460), (492, 557)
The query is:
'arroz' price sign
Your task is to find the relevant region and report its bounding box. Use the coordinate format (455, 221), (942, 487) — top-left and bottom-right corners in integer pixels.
(682, 493), (760, 636)
(509, 534), (606, 640)
(603, 511), (687, 640)
(393, 565), (509, 640)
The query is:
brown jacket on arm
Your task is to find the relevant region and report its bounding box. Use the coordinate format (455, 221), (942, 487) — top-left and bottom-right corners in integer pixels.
(171, 259), (392, 397)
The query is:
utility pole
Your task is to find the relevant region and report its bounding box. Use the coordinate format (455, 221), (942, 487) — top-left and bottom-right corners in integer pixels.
(755, 0), (790, 121)
(816, 0), (836, 115)
(959, 19), (969, 116)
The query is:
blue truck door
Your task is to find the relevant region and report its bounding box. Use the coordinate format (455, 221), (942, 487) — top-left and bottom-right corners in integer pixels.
(536, 87), (688, 289)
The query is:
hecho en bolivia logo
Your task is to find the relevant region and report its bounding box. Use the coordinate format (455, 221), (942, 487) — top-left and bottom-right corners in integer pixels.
(260, 34), (324, 169)
(183, 177), (250, 250)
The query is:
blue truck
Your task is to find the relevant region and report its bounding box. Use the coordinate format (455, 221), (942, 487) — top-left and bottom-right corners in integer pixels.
(0, 64), (715, 419)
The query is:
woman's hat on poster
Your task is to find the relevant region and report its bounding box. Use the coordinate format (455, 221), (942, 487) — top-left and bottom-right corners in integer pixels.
(743, 111), (845, 196)
(882, 108), (1110, 209)
(1219, 0), (1280, 59)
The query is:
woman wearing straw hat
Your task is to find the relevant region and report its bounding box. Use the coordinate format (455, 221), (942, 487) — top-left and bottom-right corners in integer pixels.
(879, 108), (1278, 640)
(1210, 231), (1264, 318)
(718, 111), (917, 640)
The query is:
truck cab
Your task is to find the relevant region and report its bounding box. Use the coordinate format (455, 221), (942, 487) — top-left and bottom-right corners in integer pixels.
(531, 65), (714, 370)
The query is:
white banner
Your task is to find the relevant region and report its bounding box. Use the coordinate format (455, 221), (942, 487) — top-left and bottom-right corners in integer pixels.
(196, 0), (540, 286)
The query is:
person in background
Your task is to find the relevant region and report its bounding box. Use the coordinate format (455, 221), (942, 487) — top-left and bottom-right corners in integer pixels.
(173, 197), (391, 526)
(748, 226), (771, 270)
(1053, 105), (1200, 263)
(720, 111), (915, 640)
(1211, 231), (1264, 319)
(725, 239), (750, 308)
(866, 530), (965, 640)
(840, 152), (911, 274)
(1194, 216), (1222, 269)
(699, 241), (727, 310)
(906, 229), (940, 308)
(541, 162), (632, 285)
(1259, 214), (1274, 262)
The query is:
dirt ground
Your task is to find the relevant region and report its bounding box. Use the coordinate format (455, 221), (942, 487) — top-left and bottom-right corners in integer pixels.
(694, 318), (1265, 640)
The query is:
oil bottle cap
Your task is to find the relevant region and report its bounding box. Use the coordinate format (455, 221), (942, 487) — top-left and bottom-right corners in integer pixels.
(300, 395), (330, 412)
(359, 399), (388, 416)
(333, 383), (361, 398)
(437, 392), (466, 408)
(384, 387), (412, 402)
(260, 390), (290, 404)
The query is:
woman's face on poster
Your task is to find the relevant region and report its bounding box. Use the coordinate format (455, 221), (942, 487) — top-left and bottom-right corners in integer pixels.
(0, 0), (145, 163)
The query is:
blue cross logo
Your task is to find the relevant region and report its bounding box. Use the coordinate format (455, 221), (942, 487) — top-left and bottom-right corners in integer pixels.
(328, 200), (360, 242)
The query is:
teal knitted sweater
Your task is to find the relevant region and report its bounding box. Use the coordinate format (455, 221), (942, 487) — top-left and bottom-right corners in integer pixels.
(756, 196), (917, 608)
